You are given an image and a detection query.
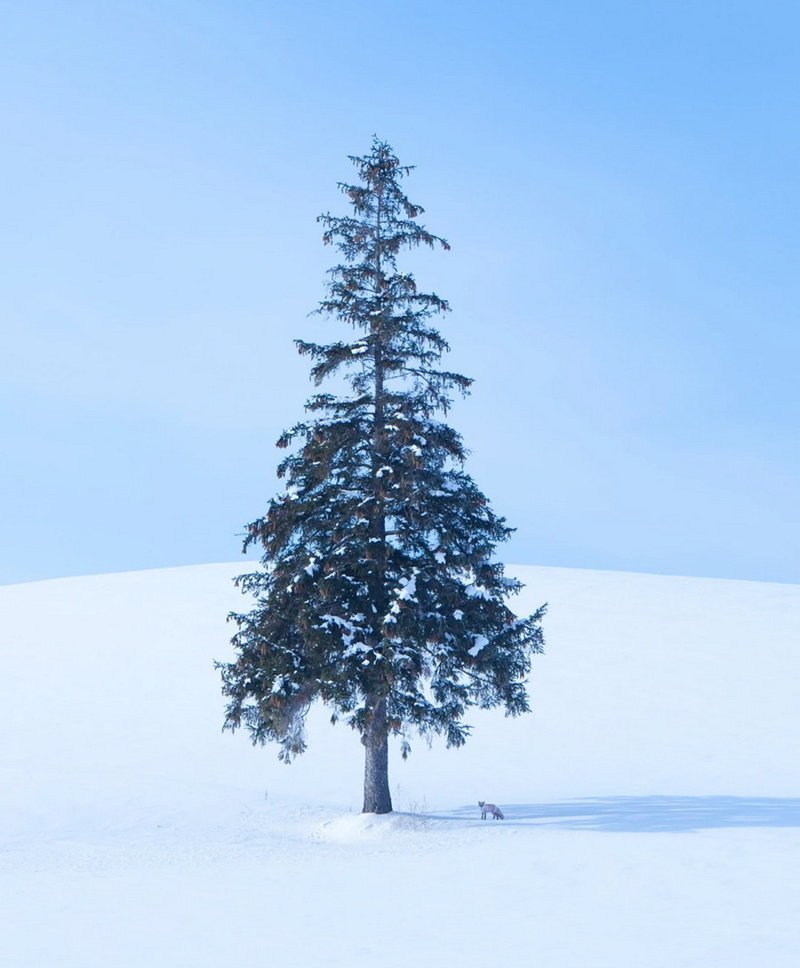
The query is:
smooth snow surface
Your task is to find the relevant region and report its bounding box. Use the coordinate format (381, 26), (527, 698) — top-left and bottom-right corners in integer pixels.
(2, 563), (799, 966)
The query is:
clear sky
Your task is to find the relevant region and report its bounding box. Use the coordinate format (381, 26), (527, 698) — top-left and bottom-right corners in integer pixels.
(2, 0), (798, 586)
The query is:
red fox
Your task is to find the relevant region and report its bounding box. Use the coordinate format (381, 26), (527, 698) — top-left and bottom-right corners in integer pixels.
(478, 800), (504, 820)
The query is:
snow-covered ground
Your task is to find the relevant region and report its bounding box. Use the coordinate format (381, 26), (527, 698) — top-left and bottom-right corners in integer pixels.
(2, 562), (799, 966)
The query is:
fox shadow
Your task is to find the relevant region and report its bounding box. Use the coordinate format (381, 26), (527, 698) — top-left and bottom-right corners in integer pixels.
(443, 796), (800, 833)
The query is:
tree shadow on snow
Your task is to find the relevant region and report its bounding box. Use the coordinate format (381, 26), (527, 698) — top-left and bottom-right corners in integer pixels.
(442, 796), (800, 833)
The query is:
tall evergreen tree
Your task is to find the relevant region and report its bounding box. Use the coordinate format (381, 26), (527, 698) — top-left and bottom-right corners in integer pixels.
(219, 139), (545, 814)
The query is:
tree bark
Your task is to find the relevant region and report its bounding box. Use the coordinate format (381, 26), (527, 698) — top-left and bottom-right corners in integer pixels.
(362, 696), (392, 813)
(360, 182), (392, 817)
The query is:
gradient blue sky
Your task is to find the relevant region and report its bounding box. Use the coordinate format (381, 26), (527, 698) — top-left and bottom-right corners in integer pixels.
(2, 0), (798, 585)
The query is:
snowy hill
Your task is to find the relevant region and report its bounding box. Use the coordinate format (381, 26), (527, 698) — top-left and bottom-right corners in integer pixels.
(2, 563), (799, 966)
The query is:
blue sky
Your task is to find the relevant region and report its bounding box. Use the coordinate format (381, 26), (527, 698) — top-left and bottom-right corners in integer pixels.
(2, 0), (798, 585)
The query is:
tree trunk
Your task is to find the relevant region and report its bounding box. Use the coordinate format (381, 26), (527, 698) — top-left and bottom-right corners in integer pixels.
(360, 185), (392, 817)
(362, 696), (392, 813)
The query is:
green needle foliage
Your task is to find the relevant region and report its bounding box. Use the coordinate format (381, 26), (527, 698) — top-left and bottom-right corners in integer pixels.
(218, 138), (545, 813)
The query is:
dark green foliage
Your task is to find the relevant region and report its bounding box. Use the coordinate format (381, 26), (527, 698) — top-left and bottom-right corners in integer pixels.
(218, 139), (545, 811)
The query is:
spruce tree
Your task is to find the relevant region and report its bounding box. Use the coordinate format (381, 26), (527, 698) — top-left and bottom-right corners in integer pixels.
(219, 138), (545, 814)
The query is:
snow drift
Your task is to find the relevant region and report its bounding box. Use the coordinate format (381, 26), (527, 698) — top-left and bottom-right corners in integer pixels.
(2, 563), (799, 967)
